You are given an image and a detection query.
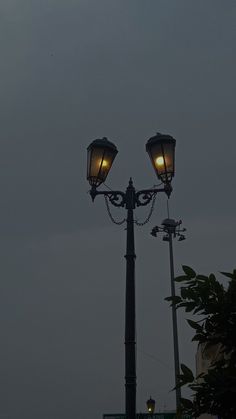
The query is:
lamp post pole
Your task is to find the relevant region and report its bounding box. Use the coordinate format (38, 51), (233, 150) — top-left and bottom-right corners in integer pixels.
(168, 228), (181, 410)
(87, 133), (176, 419)
(125, 180), (136, 419)
(151, 218), (186, 413)
(90, 180), (170, 419)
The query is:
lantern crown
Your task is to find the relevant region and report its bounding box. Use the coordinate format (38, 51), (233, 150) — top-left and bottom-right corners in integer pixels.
(87, 137), (117, 151)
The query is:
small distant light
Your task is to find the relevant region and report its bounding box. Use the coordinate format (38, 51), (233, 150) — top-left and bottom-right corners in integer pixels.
(146, 396), (156, 414)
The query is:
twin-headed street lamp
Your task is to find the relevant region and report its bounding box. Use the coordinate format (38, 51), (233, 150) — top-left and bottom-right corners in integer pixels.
(87, 134), (175, 197)
(86, 133), (176, 419)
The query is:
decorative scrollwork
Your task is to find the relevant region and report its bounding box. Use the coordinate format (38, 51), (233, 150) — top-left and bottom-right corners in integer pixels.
(135, 190), (156, 207)
(134, 191), (158, 226)
(106, 191), (126, 207)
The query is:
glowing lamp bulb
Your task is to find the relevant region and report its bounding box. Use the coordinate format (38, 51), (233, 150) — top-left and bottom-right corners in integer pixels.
(101, 160), (108, 167)
(98, 159), (108, 168)
(155, 156), (164, 167)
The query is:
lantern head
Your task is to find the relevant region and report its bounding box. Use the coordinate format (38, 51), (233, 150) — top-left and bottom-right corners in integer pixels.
(87, 137), (118, 187)
(146, 132), (176, 184)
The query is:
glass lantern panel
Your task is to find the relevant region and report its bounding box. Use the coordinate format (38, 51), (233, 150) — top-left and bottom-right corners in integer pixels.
(98, 148), (115, 183)
(88, 147), (115, 186)
(150, 142), (174, 182)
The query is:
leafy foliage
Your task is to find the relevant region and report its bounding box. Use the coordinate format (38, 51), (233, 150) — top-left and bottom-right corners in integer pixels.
(165, 267), (236, 419)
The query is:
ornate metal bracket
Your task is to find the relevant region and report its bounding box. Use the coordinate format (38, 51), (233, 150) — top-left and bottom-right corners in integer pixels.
(89, 181), (172, 226)
(90, 186), (126, 207)
(106, 191), (126, 207)
(135, 183), (171, 207)
(135, 190), (157, 207)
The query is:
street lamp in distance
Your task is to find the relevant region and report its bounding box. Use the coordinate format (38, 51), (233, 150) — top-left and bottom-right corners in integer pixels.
(146, 396), (156, 414)
(151, 218), (186, 414)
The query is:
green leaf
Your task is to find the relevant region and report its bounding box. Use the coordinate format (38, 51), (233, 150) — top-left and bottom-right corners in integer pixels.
(187, 319), (202, 331)
(196, 372), (205, 380)
(192, 333), (206, 342)
(196, 274), (208, 281)
(181, 287), (191, 299)
(182, 265), (196, 278)
(165, 296), (173, 301)
(209, 273), (216, 282)
(175, 275), (189, 282)
(181, 364), (194, 382)
(185, 302), (197, 312)
(166, 266), (236, 417)
(165, 296), (182, 304)
(220, 271), (236, 280)
(180, 397), (194, 410)
(177, 302), (188, 308)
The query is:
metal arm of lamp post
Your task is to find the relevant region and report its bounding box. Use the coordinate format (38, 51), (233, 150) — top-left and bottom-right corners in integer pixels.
(87, 133), (176, 419)
(151, 219), (186, 414)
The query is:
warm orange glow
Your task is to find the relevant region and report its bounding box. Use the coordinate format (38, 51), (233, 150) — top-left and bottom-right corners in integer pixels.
(102, 160), (108, 167)
(98, 159), (108, 168)
(155, 156), (164, 167)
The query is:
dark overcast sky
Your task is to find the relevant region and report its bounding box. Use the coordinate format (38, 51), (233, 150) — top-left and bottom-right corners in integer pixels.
(0, 1), (236, 418)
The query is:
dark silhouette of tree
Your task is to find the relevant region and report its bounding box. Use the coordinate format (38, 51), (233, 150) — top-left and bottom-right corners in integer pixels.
(166, 266), (236, 419)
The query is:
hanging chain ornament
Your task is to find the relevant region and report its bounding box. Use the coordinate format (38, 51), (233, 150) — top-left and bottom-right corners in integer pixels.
(134, 192), (157, 226)
(104, 195), (126, 225)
